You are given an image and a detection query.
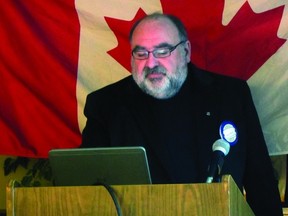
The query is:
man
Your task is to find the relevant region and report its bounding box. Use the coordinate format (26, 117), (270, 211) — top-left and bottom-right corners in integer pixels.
(81, 13), (283, 215)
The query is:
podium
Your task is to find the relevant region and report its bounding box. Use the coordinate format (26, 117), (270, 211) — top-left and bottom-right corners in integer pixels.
(6, 175), (254, 216)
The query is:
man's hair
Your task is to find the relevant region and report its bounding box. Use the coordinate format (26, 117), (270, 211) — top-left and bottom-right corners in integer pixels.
(129, 13), (188, 42)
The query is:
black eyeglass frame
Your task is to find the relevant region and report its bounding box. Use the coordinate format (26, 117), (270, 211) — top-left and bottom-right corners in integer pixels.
(132, 40), (187, 60)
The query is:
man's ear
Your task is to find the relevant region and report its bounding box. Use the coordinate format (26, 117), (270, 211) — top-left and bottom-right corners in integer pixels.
(185, 40), (191, 62)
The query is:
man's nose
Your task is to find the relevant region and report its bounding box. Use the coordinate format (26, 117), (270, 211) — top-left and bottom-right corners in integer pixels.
(145, 53), (158, 68)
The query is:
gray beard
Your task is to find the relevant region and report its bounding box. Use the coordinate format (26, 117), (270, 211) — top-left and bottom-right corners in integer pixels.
(132, 66), (188, 99)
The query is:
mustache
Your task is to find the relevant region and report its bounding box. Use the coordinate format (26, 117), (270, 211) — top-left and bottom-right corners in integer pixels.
(144, 66), (166, 77)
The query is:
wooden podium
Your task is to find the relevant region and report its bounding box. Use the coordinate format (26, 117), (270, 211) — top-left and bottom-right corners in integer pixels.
(6, 175), (254, 216)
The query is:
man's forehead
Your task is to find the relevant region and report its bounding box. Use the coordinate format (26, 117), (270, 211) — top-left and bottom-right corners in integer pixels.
(131, 18), (179, 46)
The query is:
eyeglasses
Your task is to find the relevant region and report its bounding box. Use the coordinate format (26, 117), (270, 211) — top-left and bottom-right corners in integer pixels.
(132, 41), (186, 60)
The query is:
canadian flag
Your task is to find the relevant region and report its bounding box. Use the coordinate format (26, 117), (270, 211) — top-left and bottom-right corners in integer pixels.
(1, 0), (287, 158)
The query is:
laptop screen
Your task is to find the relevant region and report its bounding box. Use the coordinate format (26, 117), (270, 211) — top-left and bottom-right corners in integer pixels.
(49, 146), (152, 186)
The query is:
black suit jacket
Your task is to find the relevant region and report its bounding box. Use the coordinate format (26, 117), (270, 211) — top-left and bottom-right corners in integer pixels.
(81, 63), (282, 215)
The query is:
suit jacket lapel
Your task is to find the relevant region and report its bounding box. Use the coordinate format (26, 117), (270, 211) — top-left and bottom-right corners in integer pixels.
(189, 64), (223, 181)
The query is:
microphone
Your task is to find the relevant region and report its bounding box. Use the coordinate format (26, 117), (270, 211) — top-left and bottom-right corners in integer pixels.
(206, 139), (230, 183)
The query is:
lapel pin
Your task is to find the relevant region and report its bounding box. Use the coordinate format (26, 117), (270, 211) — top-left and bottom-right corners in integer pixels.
(219, 121), (238, 146)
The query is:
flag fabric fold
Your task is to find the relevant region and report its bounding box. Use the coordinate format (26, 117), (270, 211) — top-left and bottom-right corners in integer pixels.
(1, 1), (81, 157)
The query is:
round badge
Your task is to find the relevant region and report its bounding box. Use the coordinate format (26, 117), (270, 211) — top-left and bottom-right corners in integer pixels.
(219, 121), (238, 146)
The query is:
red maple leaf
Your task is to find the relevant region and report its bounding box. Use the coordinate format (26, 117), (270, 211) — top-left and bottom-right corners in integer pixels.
(105, 1), (286, 80)
(105, 8), (146, 72)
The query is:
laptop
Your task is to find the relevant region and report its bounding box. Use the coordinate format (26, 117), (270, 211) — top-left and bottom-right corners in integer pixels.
(48, 146), (152, 186)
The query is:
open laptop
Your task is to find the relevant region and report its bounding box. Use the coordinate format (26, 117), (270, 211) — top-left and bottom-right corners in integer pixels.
(49, 146), (152, 186)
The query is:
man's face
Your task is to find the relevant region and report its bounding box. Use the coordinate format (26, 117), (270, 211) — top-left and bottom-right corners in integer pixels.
(130, 18), (191, 99)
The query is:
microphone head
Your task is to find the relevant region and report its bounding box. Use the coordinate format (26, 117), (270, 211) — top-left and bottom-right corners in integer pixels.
(212, 139), (230, 156)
